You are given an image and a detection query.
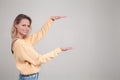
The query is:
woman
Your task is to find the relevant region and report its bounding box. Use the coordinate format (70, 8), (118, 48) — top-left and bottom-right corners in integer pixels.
(11, 14), (72, 80)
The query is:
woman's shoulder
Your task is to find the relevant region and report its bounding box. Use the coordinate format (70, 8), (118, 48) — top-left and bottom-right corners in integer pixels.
(14, 39), (25, 46)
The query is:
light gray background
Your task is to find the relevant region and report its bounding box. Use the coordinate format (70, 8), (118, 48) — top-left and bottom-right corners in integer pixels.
(0, 0), (120, 80)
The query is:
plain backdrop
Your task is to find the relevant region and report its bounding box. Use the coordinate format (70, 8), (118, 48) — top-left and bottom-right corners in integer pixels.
(0, 0), (120, 80)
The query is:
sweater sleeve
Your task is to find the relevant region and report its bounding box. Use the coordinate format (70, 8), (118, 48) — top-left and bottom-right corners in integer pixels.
(13, 40), (62, 66)
(26, 18), (54, 45)
(39, 48), (62, 64)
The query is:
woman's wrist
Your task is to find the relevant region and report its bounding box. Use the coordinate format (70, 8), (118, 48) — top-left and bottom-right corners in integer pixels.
(51, 18), (55, 21)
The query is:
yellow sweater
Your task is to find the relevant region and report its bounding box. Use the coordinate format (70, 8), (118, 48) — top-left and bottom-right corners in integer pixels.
(13, 18), (62, 75)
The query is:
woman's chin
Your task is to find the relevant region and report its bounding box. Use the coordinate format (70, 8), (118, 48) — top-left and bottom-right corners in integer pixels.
(22, 33), (28, 37)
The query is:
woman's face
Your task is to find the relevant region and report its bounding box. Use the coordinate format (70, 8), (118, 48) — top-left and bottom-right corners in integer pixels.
(15, 19), (30, 37)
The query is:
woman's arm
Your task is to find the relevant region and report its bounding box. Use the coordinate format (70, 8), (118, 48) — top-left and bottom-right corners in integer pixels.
(39, 47), (72, 64)
(13, 39), (72, 66)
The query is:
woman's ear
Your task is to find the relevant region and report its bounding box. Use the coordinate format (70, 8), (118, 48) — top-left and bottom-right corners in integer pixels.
(15, 24), (18, 29)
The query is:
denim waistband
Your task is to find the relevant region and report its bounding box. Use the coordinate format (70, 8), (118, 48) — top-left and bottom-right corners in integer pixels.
(20, 72), (39, 77)
(19, 72), (39, 80)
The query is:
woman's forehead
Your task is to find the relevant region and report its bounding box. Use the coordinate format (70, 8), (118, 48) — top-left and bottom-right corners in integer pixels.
(20, 19), (30, 24)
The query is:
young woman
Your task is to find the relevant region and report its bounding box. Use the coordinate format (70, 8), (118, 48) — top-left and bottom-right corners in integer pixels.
(11, 14), (72, 80)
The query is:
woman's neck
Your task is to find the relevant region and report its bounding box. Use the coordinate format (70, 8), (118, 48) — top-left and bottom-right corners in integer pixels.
(16, 33), (24, 39)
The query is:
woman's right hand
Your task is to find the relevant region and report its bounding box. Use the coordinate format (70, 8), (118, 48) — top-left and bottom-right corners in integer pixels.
(61, 47), (73, 51)
(51, 16), (66, 21)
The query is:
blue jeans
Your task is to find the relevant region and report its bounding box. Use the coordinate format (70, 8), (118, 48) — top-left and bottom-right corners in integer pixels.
(19, 72), (39, 80)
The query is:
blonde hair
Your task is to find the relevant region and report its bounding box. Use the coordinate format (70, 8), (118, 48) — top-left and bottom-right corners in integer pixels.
(11, 14), (32, 40)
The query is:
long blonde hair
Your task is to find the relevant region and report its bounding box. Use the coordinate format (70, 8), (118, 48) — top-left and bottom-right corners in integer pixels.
(11, 14), (32, 54)
(11, 14), (32, 40)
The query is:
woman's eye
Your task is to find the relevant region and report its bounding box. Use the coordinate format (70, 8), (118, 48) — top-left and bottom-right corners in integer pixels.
(28, 25), (30, 28)
(22, 24), (30, 28)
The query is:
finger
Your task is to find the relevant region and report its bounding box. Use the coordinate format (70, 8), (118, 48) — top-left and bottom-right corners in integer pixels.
(59, 16), (67, 18)
(67, 47), (73, 50)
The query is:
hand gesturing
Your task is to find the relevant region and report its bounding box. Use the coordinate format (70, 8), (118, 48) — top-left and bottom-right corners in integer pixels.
(51, 16), (66, 21)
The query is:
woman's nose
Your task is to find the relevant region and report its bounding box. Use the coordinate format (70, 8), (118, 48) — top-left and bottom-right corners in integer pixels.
(26, 26), (30, 30)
